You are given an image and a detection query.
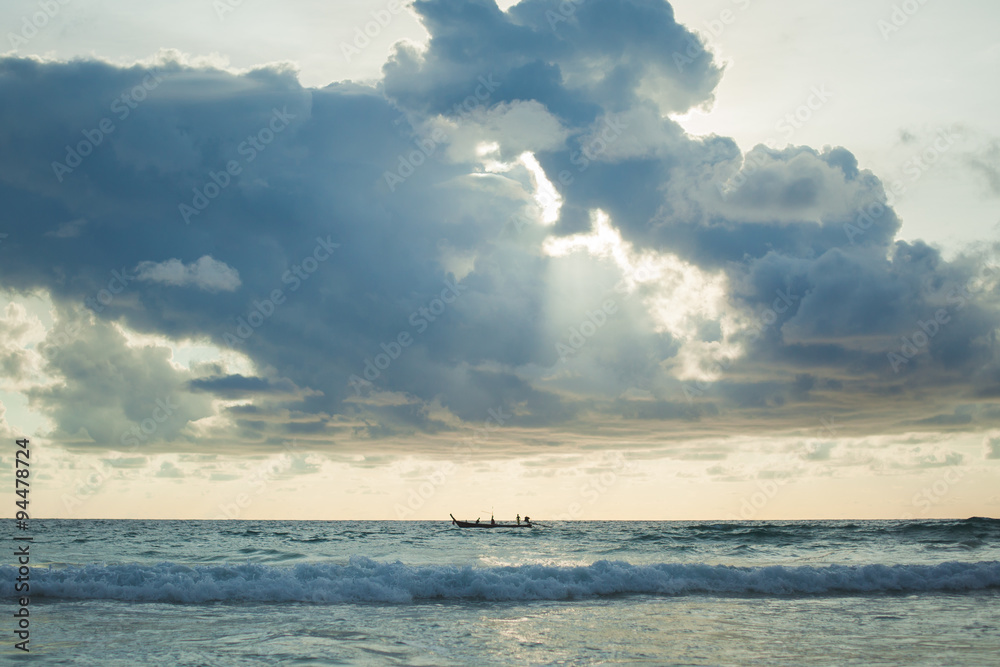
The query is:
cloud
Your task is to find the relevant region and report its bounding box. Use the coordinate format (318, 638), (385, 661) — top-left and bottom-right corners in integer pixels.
(801, 441), (836, 462)
(0, 301), (45, 386)
(966, 138), (1000, 196)
(0, 0), (999, 457)
(0, 400), (18, 441)
(383, 0), (722, 120)
(24, 307), (216, 450)
(155, 461), (184, 478)
(985, 434), (1000, 459)
(101, 456), (148, 469)
(188, 374), (302, 398)
(135, 256), (241, 292)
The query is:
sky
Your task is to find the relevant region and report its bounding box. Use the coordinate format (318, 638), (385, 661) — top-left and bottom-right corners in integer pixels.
(1, 0), (998, 520)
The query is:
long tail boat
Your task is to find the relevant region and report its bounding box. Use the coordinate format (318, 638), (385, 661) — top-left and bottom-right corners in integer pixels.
(450, 513), (533, 528)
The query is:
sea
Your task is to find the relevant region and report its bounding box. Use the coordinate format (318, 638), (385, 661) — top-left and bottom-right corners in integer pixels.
(2, 518), (999, 665)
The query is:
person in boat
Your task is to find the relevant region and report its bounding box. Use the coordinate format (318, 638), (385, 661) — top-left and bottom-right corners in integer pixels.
(491, 516), (496, 526)
(516, 514), (520, 525)
(524, 516), (531, 525)
(475, 518), (480, 524)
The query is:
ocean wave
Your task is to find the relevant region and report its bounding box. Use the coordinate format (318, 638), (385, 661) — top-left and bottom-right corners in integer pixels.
(897, 517), (1000, 537)
(3, 558), (999, 604)
(648, 518), (1000, 547)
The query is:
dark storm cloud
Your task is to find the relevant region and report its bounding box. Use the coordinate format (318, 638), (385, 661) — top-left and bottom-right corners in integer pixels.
(1, 0), (999, 453)
(188, 374), (300, 398)
(383, 0), (721, 125)
(0, 50), (557, 442)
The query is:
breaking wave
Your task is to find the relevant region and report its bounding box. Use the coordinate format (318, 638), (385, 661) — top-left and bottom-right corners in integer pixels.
(4, 557), (999, 604)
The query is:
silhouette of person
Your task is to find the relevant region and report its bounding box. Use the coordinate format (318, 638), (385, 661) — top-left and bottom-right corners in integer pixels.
(491, 516), (496, 526)
(516, 514), (521, 525)
(475, 518), (480, 524)
(524, 516), (531, 525)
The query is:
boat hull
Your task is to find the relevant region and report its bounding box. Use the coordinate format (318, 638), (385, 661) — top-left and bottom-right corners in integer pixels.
(450, 514), (533, 528)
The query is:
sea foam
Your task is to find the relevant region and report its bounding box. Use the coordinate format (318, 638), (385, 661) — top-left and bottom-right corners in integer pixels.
(3, 558), (999, 603)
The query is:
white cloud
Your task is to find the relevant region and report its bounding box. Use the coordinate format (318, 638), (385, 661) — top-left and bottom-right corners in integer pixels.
(0, 301), (47, 387)
(435, 100), (570, 164)
(544, 209), (737, 381)
(135, 256), (241, 292)
(984, 434), (1000, 459)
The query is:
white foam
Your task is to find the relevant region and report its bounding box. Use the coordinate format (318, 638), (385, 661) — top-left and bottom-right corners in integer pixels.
(3, 557), (998, 603)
